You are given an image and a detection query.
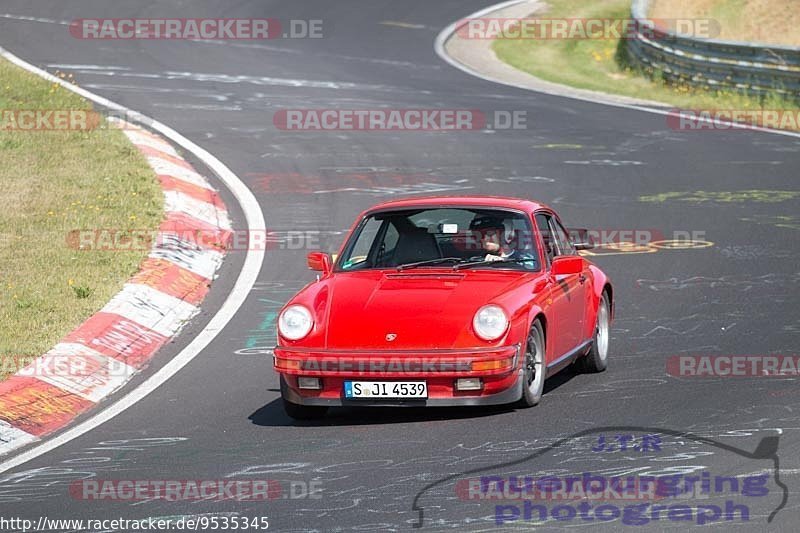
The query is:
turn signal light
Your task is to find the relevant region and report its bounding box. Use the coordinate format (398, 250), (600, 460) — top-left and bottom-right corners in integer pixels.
(471, 358), (513, 372)
(274, 357), (302, 371)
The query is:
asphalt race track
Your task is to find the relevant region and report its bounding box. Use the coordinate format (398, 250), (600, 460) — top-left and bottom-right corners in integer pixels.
(1, 1), (799, 531)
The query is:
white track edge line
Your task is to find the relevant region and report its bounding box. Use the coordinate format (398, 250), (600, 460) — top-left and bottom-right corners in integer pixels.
(433, 0), (800, 140)
(0, 46), (266, 474)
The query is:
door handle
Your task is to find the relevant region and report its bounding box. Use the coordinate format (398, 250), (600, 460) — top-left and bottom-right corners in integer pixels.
(579, 274), (587, 284)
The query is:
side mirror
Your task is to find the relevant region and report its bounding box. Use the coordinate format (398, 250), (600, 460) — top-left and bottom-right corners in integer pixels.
(568, 227), (594, 250)
(551, 256), (584, 276)
(307, 252), (332, 275)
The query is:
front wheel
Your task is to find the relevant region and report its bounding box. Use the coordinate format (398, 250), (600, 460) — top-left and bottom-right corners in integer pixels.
(575, 292), (610, 373)
(517, 320), (545, 407)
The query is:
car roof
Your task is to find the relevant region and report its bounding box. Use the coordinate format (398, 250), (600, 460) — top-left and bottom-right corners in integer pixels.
(363, 195), (553, 214)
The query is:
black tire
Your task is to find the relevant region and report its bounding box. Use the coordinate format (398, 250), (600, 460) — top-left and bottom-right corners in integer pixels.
(575, 292), (610, 373)
(280, 376), (328, 420)
(517, 320), (545, 407)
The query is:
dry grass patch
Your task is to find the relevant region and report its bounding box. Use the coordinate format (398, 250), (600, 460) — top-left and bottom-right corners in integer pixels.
(649, 0), (800, 46)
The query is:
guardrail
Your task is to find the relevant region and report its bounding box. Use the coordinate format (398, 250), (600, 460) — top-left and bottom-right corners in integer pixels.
(627, 0), (800, 100)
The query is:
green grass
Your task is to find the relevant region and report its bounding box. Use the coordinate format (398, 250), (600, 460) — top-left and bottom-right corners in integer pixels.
(491, 0), (800, 125)
(0, 58), (162, 380)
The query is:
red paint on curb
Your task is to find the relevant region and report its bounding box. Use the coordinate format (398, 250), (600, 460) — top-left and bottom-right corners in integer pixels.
(138, 145), (195, 170)
(0, 376), (94, 436)
(131, 258), (211, 306)
(159, 212), (233, 252)
(159, 175), (226, 208)
(64, 312), (168, 369)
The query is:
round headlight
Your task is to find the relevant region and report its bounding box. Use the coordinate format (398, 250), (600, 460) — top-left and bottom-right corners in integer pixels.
(278, 305), (314, 340)
(473, 305), (509, 341)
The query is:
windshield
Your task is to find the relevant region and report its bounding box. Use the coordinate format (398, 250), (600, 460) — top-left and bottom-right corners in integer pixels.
(336, 207), (540, 272)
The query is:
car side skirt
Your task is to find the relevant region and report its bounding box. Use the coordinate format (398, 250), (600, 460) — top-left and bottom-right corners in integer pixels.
(545, 340), (593, 378)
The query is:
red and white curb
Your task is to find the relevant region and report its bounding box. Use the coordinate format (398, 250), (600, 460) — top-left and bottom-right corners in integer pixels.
(0, 120), (230, 456)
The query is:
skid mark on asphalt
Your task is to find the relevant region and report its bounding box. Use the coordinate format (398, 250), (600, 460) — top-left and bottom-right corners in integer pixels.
(564, 159), (644, 166)
(152, 103), (242, 111)
(635, 273), (800, 292)
(615, 313), (747, 339)
(249, 169), (558, 196)
(53, 65), (393, 91)
(617, 303), (799, 354)
(753, 140), (800, 152)
(0, 438), (188, 503)
(0, 13), (69, 25)
(378, 21), (430, 30)
(640, 190), (800, 204)
(532, 143), (586, 149)
(249, 171), (474, 196)
(612, 130), (688, 154)
(190, 38), (443, 70)
(47, 63), (132, 71)
(84, 84), (233, 101)
(62, 64), (434, 98)
(740, 214), (800, 231)
(580, 239), (713, 257)
(485, 176), (555, 183)
(719, 244), (793, 260)
(313, 182), (470, 195)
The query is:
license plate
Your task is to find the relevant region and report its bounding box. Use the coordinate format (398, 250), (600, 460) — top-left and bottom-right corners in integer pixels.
(344, 381), (427, 399)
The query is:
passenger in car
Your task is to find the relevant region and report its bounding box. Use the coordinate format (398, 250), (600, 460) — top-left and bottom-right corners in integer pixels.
(468, 215), (528, 262)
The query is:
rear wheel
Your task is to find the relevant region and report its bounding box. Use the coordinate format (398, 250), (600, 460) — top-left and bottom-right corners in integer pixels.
(575, 292), (610, 373)
(517, 320), (545, 407)
(280, 376), (329, 420)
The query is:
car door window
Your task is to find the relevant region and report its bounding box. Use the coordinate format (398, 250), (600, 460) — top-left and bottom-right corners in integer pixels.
(551, 218), (576, 256)
(341, 217), (382, 269)
(376, 222), (399, 266)
(535, 214), (555, 267)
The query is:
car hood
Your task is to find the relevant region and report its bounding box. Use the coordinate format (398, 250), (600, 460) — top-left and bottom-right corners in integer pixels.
(312, 269), (534, 350)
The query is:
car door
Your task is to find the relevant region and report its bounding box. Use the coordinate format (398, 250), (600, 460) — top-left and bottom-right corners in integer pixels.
(535, 212), (586, 361)
(551, 215), (589, 345)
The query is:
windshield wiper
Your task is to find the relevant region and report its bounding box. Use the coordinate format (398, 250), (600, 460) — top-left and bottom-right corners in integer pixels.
(396, 257), (465, 271)
(452, 257), (535, 270)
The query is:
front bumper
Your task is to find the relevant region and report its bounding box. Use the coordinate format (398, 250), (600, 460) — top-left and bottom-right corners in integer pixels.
(274, 344), (523, 407)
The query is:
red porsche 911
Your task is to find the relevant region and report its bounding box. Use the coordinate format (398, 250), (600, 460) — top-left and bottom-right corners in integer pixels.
(273, 196), (613, 419)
